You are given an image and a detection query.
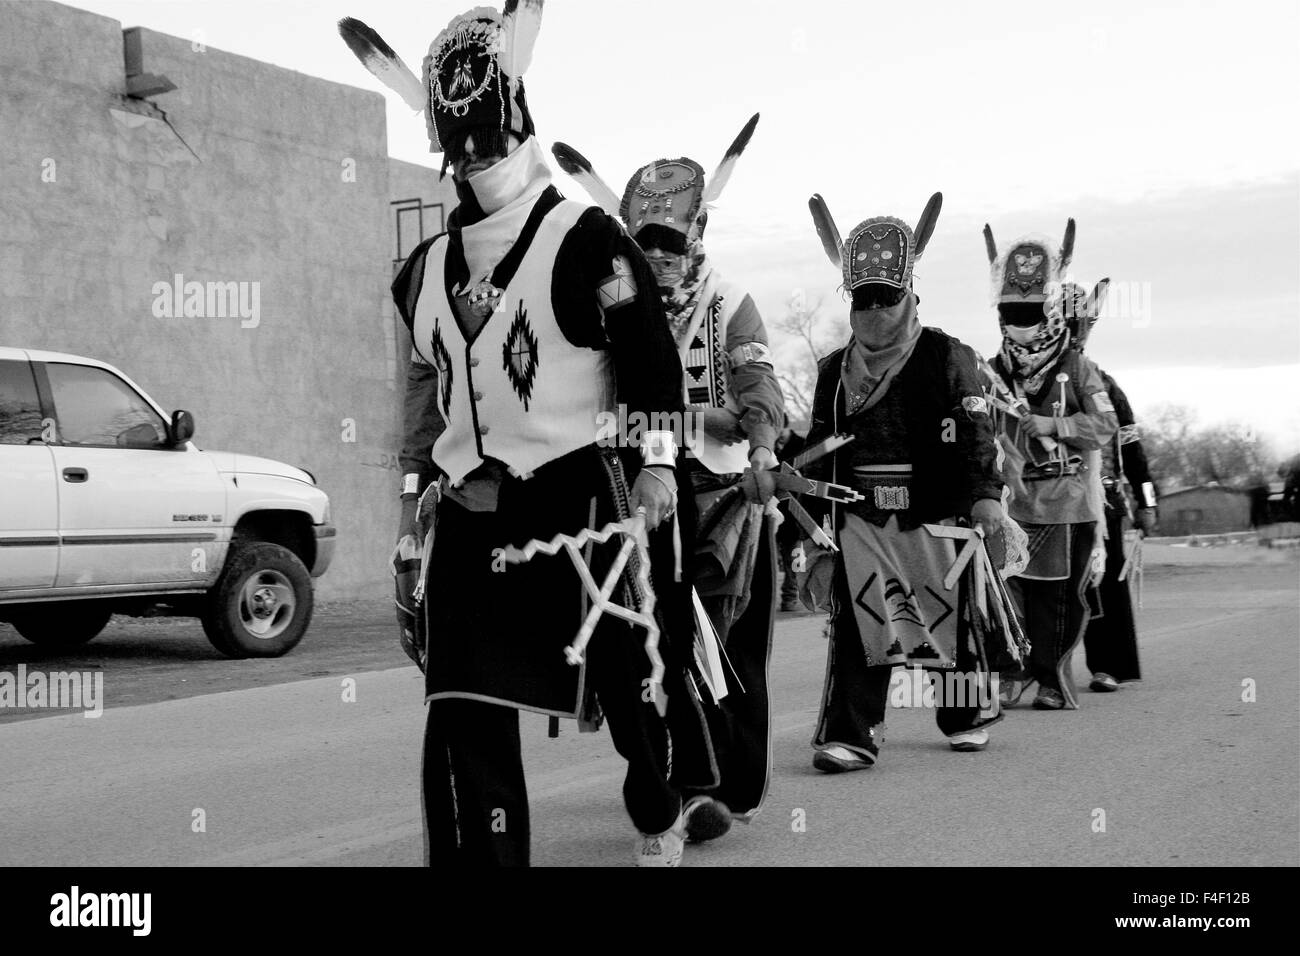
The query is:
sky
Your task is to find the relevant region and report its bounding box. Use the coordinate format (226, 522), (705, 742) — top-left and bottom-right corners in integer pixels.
(65, 0), (1300, 449)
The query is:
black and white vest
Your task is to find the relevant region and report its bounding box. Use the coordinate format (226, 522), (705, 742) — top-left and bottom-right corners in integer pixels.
(411, 199), (614, 484)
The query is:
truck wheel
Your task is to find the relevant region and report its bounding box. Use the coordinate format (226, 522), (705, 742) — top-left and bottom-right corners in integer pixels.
(201, 542), (313, 658)
(10, 602), (112, 648)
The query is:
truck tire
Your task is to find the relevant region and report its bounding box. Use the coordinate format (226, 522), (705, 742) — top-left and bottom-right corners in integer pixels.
(10, 602), (112, 648)
(201, 542), (313, 658)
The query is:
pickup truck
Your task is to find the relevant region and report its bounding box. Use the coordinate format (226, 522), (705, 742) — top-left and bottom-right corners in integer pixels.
(0, 347), (335, 657)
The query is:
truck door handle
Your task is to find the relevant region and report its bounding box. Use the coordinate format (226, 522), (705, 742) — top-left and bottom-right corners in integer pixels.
(62, 467), (88, 483)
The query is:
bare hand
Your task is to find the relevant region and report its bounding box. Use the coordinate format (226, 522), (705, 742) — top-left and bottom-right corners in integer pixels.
(1135, 507), (1158, 535)
(741, 446), (778, 504)
(630, 466), (677, 531)
(970, 497), (1003, 539)
(1021, 414), (1057, 439)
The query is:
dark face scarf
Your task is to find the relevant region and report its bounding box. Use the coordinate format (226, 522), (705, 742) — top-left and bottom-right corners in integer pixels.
(841, 289), (923, 414)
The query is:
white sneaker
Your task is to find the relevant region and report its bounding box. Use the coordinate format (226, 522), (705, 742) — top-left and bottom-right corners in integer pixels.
(948, 729), (990, 752)
(635, 814), (685, 867)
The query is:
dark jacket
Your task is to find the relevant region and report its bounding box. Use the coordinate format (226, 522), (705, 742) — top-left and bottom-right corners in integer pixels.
(803, 327), (1002, 531)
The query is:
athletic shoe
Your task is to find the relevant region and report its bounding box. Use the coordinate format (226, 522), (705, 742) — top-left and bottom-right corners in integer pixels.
(1000, 679), (1035, 707)
(635, 815), (685, 867)
(682, 796), (733, 844)
(1089, 672), (1119, 692)
(1032, 687), (1066, 710)
(812, 745), (876, 773)
(947, 729), (990, 752)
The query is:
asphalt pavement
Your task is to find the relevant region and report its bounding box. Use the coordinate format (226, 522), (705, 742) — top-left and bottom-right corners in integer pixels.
(1, 547), (1296, 866)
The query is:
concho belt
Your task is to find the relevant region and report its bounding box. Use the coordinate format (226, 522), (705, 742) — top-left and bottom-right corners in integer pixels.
(848, 465), (913, 514)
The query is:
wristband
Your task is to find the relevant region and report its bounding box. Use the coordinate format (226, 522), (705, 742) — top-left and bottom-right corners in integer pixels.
(640, 429), (677, 469)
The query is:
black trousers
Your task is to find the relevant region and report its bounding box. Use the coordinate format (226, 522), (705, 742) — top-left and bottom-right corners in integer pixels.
(687, 519), (776, 818)
(776, 503), (801, 606)
(1083, 511), (1142, 682)
(421, 627), (681, 867)
(1007, 521), (1096, 706)
(814, 557), (993, 757)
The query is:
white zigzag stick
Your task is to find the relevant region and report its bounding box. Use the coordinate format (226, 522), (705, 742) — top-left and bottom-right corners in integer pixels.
(498, 514), (665, 698)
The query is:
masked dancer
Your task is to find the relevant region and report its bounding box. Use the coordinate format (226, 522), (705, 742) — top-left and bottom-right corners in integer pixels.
(342, 1), (711, 867)
(551, 116), (783, 843)
(798, 192), (1010, 772)
(983, 222), (1118, 710)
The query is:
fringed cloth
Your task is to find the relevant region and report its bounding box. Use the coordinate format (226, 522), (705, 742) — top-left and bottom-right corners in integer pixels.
(692, 481), (765, 632)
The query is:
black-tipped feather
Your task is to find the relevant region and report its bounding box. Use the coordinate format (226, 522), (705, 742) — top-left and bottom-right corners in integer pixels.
(703, 112), (760, 204)
(983, 223), (998, 265)
(1060, 218), (1076, 271)
(551, 141), (621, 216)
(552, 141), (593, 177)
(338, 17), (426, 113)
(913, 192), (943, 260)
(808, 194), (844, 269)
(723, 113), (760, 161)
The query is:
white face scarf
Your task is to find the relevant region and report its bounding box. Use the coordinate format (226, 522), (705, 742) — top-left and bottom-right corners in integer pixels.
(459, 136), (553, 283)
(465, 135), (551, 216)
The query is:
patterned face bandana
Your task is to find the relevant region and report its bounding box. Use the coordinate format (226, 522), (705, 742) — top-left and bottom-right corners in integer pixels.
(645, 239), (711, 346)
(999, 301), (1070, 395)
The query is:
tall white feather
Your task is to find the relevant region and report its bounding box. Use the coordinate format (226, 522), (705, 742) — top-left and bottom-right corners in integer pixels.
(338, 18), (427, 113)
(500, 0), (544, 86)
(551, 143), (621, 217)
(702, 113), (759, 205)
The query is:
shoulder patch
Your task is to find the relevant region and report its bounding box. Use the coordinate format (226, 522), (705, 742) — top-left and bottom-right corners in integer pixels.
(729, 341), (773, 368)
(1091, 390), (1115, 414)
(962, 395), (988, 415)
(598, 256), (638, 310)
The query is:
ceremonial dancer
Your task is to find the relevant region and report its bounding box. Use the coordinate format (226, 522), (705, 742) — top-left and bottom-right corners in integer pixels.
(341, 2), (712, 867)
(551, 118), (784, 843)
(983, 222), (1118, 710)
(798, 192), (1014, 772)
(1062, 281), (1158, 692)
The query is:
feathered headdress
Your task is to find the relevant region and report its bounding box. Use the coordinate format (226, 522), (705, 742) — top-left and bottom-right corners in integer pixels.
(982, 218), (1076, 306)
(551, 113), (759, 243)
(808, 192), (943, 292)
(1059, 278), (1111, 350)
(338, 1), (544, 153)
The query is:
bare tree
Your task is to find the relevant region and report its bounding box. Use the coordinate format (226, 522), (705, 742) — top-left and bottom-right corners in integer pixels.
(1141, 402), (1277, 491)
(773, 289), (846, 427)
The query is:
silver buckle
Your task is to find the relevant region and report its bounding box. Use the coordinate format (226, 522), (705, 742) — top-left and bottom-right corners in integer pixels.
(873, 485), (910, 510)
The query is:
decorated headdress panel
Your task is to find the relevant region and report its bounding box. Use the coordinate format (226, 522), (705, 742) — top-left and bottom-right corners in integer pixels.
(808, 193), (943, 292)
(982, 219), (1076, 306)
(620, 158), (708, 241)
(339, 1), (543, 153)
(551, 113), (760, 243)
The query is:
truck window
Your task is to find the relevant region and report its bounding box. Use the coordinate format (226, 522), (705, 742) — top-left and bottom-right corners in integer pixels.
(45, 363), (168, 448)
(0, 358), (44, 444)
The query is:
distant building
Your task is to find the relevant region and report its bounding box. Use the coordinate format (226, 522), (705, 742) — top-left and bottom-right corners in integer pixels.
(0, 1), (456, 598)
(1159, 486), (1252, 537)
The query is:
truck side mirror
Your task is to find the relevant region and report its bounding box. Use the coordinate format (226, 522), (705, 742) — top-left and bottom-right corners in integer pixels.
(170, 409), (195, 445)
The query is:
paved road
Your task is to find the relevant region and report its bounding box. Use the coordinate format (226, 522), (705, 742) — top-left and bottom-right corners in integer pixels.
(1, 552), (1296, 866)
